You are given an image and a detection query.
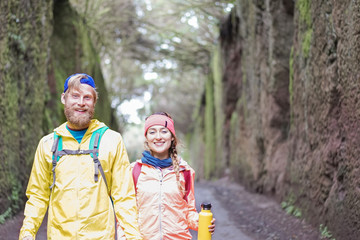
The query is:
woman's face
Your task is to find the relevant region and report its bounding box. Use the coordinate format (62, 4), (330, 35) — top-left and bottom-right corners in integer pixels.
(146, 125), (174, 159)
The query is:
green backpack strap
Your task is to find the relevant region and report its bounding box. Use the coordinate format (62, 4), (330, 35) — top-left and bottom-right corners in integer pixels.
(89, 126), (109, 187)
(89, 126), (118, 240)
(50, 132), (63, 189)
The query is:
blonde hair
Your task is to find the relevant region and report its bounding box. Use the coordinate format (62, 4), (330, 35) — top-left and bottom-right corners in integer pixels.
(65, 74), (98, 102)
(169, 136), (185, 193)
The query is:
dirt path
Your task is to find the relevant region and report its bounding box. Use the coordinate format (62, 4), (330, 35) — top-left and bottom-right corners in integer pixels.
(191, 180), (253, 240)
(195, 178), (321, 240)
(1, 178), (321, 240)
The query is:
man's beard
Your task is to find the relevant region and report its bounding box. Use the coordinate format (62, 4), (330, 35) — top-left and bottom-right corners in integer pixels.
(64, 106), (94, 129)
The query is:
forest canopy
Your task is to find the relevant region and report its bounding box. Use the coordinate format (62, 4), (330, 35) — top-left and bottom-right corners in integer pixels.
(70, 0), (233, 132)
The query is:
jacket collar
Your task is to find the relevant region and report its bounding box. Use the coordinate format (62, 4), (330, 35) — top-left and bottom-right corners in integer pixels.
(54, 119), (106, 138)
(138, 156), (190, 171)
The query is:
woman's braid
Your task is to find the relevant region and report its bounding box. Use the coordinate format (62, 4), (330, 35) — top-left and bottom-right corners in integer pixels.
(169, 140), (185, 193)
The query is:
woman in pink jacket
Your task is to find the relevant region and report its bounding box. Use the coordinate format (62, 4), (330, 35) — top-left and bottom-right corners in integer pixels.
(129, 112), (215, 240)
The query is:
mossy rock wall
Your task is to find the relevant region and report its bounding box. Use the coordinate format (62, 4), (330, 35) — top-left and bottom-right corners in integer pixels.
(189, 45), (225, 180)
(0, 0), (54, 221)
(190, 0), (293, 190)
(0, 0), (116, 221)
(290, 0), (360, 238)
(189, 0), (360, 238)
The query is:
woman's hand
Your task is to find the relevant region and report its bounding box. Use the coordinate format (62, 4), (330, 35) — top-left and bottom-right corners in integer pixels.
(208, 218), (216, 234)
(22, 236), (33, 240)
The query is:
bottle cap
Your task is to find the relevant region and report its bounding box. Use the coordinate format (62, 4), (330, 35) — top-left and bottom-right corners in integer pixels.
(201, 202), (212, 210)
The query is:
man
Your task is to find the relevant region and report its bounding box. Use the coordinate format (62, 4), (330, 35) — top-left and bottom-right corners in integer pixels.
(19, 73), (142, 240)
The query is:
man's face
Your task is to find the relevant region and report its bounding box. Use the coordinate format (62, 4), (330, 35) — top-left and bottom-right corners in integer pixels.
(61, 84), (96, 130)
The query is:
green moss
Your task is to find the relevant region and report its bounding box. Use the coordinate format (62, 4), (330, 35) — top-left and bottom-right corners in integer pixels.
(212, 45), (224, 176)
(204, 73), (216, 179)
(297, 0), (312, 27)
(229, 111), (239, 169)
(0, 0), (54, 219)
(302, 28), (312, 59)
(186, 113), (206, 180)
(241, 65), (248, 120)
(289, 46), (294, 126)
(228, 110), (251, 181)
(8, 33), (26, 52)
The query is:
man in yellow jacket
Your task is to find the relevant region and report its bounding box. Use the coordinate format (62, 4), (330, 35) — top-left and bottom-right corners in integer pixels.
(19, 73), (142, 240)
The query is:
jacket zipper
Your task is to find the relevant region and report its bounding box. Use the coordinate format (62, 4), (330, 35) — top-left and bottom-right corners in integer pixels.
(76, 145), (81, 239)
(158, 167), (163, 240)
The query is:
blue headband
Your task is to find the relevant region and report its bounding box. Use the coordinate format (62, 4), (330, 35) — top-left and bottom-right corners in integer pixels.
(63, 73), (96, 93)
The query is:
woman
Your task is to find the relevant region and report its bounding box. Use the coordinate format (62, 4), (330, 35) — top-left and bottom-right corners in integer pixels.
(128, 112), (215, 240)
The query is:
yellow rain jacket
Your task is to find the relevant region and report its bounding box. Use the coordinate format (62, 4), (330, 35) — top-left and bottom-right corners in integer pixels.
(19, 120), (142, 240)
(130, 158), (199, 240)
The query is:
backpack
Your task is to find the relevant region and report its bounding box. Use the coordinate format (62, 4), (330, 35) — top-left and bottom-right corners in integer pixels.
(49, 126), (109, 190)
(132, 161), (192, 202)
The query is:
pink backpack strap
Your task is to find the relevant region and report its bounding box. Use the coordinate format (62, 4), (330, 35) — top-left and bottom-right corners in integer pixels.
(132, 162), (142, 194)
(133, 162), (191, 202)
(183, 169), (191, 202)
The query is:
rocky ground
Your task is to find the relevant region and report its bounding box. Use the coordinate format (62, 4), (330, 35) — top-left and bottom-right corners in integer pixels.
(1, 178), (325, 240)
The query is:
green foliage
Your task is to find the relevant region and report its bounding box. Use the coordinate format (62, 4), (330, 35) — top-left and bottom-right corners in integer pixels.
(281, 196), (302, 218)
(9, 176), (22, 211)
(319, 224), (336, 240)
(0, 175), (23, 223)
(0, 208), (12, 224)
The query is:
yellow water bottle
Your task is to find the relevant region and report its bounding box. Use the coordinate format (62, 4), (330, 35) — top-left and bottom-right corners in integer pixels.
(198, 202), (213, 240)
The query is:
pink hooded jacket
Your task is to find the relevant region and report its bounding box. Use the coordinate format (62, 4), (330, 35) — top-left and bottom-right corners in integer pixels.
(130, 158), (199, 240)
